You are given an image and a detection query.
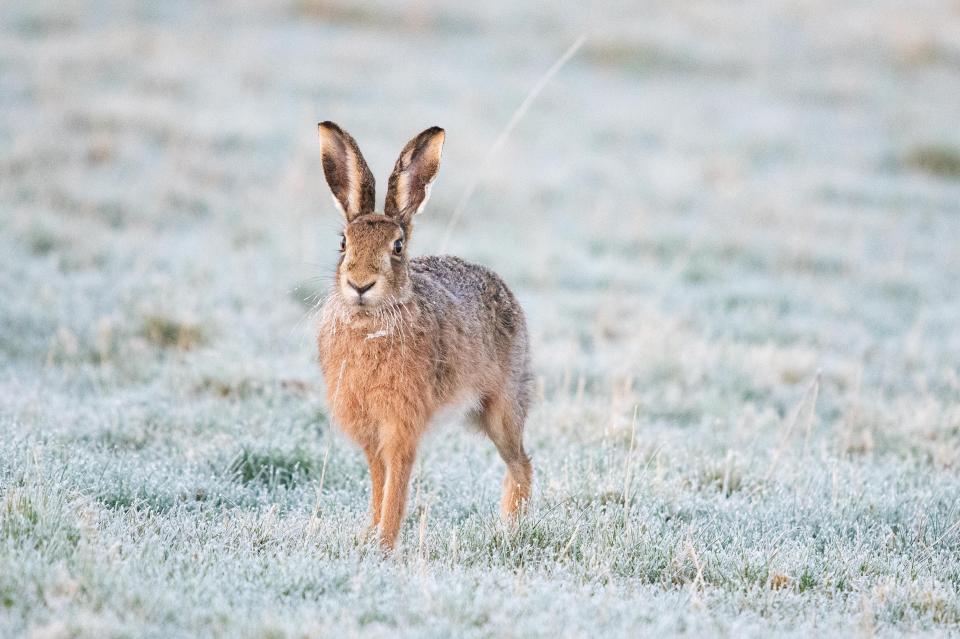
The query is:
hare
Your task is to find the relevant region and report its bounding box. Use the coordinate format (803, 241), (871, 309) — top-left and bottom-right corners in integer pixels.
(315, 121), (534, 550)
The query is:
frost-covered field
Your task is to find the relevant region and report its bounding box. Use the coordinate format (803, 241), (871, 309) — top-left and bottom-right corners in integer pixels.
(3, 0), (960, 636)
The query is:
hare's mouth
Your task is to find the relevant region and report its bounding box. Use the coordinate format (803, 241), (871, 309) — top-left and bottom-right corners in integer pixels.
(346, 291), (378, 307)
(339, 275), (383, 307)
(342, 293), (388, 316)
(344, 295), (371, 310)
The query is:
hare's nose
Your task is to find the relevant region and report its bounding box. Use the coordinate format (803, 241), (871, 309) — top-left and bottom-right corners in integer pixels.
(348, 280), (375, 297)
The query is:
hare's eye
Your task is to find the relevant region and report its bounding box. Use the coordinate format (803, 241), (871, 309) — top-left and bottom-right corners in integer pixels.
(393, 239), (403, 255)
(339, 235), (346, 252)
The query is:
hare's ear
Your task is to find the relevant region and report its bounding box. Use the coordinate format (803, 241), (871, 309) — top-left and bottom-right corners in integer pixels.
(317, 121), (376, 221)
(383, 127), (445, 227)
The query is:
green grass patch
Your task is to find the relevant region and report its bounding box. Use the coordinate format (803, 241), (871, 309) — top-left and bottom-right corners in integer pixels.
(905, 145), (960, 179)
(143, 314), (206, 351)
(227, 447), (317, 488)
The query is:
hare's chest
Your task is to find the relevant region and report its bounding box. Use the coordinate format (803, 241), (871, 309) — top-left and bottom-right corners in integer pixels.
(319, 329), (432, 427)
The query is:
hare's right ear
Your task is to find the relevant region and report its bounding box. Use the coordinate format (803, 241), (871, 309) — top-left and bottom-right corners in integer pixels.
(317, 121), (376, 221)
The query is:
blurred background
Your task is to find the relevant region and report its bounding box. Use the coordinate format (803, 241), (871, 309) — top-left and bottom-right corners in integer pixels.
(3, 0), (959, 385)
(2, 1), (960, 635)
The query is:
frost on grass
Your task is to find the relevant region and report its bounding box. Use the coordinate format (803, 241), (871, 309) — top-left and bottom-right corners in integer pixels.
(2, 0), (960, 637)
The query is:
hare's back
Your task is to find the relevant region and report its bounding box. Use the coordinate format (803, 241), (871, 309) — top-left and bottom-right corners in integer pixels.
(410, 255), (527, 346)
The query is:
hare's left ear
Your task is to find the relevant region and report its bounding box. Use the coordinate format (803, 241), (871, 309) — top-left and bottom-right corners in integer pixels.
(384, 127), (445, 228)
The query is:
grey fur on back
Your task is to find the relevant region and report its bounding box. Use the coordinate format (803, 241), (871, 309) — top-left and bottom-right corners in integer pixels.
(409, 255), (533, 417)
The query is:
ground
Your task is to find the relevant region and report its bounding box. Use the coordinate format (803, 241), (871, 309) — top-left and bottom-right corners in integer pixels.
(2, 1), (960, 637)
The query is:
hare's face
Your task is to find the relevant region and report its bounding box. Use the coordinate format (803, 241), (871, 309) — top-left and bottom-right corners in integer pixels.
(317, 121), (444, 310)
(336, 214), (408, 308)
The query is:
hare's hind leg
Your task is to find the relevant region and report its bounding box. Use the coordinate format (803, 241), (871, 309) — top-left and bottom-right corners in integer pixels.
(478, 395), (532, 518)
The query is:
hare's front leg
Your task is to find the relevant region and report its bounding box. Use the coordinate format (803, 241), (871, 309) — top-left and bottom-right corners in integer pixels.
(361, 443), (385, 534)
(378, 425), (420, 550)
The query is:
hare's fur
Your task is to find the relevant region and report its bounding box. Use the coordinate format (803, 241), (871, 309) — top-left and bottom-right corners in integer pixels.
(315, 123), (533, 549)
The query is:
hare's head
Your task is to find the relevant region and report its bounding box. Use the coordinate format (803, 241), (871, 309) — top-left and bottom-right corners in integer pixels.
(317, 121), (445, 310)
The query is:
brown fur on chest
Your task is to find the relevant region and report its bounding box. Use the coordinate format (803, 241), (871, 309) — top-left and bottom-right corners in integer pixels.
(318, 319), (437, 438)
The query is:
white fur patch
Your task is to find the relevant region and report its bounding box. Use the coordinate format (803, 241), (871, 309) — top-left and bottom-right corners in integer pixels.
(396, 171), (409, 214)
(416, 181), (434, 216)
(344, 144), (359, 216)
(329, 193), (346, 218)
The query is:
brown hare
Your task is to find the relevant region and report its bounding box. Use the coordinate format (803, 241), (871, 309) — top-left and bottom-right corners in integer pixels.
(315, 121), (534, 550)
